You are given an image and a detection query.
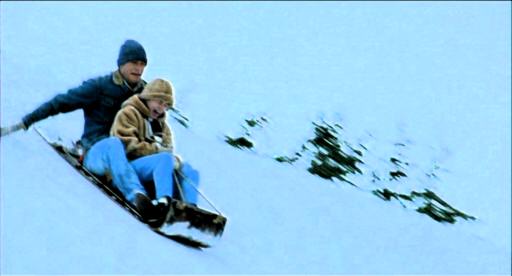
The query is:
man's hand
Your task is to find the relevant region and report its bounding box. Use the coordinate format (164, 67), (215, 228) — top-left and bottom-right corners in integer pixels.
(1, 122), (26, 137)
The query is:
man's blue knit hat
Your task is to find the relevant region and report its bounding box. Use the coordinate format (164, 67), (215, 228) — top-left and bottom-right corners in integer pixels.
(117, 39), (147, 67)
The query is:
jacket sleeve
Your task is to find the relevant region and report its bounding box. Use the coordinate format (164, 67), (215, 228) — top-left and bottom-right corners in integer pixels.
(161, 121), (174, 151)
(111, 106), (160, 159)
(22, 78), (100, 128)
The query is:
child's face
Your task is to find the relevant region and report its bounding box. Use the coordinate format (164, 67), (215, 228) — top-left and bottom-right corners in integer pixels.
(146, 99), (169, 119)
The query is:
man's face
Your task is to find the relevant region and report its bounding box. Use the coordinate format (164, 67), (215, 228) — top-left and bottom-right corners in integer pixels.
(146, 99), (169, 119)
(119, 60), (146, 84)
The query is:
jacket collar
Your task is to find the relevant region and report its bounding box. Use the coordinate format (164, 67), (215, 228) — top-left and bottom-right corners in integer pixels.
(113, 70), (124, 85)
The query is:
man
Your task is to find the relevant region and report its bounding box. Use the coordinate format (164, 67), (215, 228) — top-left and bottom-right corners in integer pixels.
(1, 39), (171, 227)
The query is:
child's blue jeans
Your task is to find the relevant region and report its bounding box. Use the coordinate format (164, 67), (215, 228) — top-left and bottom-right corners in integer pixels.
(83, 137), (199, 204)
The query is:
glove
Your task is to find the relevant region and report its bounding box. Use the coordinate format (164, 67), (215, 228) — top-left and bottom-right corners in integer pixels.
(174, 154), (183, 170)
(1, 121), (26, 137)
(155, 142), (173, 153)
(153, 136), (174, 152)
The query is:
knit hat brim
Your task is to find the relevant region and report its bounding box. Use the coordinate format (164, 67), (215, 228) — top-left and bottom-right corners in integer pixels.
(139, 78), (174, 107)
(139, 91), (173, 107)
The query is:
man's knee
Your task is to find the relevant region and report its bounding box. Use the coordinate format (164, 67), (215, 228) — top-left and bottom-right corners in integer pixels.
(103, 136), (124, 149)
(180, 162), (192, 171)
(86, 137), (126, 168)
(90, 136), (124, 152)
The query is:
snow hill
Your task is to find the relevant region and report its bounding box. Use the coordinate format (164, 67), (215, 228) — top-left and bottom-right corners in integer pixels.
(1, 2), (510, 274)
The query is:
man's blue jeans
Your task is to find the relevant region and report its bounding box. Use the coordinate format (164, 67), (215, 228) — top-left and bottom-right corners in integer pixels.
(175, 162), (199, 204)
(83, 137), (199, 204)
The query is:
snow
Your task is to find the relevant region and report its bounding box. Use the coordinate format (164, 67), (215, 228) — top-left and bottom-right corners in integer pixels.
(1, 1), (510, 274)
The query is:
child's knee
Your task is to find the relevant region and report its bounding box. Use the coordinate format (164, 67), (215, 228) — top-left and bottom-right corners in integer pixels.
(155, 152), (174, 166)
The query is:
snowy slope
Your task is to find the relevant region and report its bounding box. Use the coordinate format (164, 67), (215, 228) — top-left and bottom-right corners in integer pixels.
(1, 120), (509, 274)
(1, 2), (510, 274)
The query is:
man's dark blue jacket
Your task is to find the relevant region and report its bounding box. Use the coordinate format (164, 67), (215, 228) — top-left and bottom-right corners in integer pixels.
(23, 71), (146, 150)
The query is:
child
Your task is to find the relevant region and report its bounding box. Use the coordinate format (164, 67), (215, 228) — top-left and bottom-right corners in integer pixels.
(110, 78), (199, 225)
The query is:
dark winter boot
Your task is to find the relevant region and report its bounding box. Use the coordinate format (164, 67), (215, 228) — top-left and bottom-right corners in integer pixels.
(167, 198), (189, 223)
(152, 196), (174, 227)
(132, 193), (160, 227)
